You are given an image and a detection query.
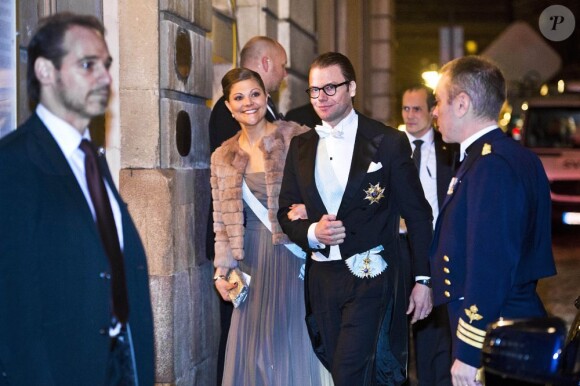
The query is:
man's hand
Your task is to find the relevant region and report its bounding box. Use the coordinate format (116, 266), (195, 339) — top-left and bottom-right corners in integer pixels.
(451, 359), (482, 386)
(314, 214), (345, 245)
(406, 283), (433, 324)
(288, 203), (308, 221)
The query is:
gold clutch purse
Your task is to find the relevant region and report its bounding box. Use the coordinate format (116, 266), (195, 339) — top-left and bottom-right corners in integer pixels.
(227, 268), (249, 308)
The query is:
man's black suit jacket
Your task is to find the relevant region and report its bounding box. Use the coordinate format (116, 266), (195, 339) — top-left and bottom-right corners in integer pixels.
(0, 114), (155, 386)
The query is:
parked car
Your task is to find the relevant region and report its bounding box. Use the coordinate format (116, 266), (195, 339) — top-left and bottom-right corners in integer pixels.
(520, 95), (580, 225)
(482, 296), (580, 385)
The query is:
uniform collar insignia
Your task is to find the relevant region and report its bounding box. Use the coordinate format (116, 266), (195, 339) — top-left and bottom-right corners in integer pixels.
(481, 143), (492, 156)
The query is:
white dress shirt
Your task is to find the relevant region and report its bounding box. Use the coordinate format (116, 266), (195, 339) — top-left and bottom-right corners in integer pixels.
(308, 109), (358, 261)
(37, 104), (124, 249)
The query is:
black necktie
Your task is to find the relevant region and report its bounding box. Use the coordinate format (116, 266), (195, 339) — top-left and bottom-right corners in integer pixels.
(412, 139), (423, 170)
(79, 139), (129, 324)
(267, 96), (283, 120)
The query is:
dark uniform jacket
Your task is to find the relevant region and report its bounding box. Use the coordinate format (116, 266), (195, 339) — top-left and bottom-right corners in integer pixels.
(430, 128), (556, 367)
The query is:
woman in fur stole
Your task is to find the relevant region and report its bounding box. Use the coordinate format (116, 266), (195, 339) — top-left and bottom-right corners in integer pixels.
(211, 68), (331, 386)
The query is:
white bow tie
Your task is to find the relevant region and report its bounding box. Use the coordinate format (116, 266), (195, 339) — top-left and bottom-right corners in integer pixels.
(315, 125), (344, 139)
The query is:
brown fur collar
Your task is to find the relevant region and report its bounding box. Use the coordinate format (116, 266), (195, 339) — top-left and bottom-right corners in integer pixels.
(211, 120), (310, 268)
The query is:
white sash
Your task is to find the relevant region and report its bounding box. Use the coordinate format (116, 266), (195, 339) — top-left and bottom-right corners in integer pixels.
(241, 179), (307, 261)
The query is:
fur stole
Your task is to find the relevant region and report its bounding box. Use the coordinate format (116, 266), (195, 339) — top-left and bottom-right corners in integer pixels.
(210, 120), (310, 268)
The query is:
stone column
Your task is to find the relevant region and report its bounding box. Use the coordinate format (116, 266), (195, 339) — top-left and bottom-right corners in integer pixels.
(116, 0), (219, 384)
(279, 0), (318, 111)
(365, 0), (396, 124)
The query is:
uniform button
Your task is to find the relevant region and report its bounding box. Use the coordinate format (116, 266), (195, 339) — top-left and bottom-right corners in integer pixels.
(443, 255), (450, 262)
(444, 291), (450, 298)
(445, 279), (451, 285)
(99, 328), (107, 335)
(444, 267), (450, 274)
(100, 272), (111, 279)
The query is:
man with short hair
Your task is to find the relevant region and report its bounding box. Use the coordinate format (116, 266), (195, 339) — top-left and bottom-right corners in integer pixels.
(0, 12), (154, 385)
(278, 52), (434, 386)
(401, 84), (457, 386)
(430, 56), (556, 386)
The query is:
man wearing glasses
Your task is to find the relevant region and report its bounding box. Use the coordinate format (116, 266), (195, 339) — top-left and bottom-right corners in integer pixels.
(278, 52), (433, 386)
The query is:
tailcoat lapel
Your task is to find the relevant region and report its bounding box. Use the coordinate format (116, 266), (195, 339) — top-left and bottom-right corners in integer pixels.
(338, 124), (383, 215)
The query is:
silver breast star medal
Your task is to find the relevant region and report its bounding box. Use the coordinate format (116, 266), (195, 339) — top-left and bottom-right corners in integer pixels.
(364, 182), (385, 205)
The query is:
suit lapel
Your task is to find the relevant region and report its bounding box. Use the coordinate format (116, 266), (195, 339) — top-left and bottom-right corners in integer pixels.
(28, 114), (101, 232)
(434, 132), (458, 208)
(338, 122), (383, 214)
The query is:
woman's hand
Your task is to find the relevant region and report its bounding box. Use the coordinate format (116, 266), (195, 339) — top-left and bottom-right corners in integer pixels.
(214, 270), (237, 301)
(288, 203), (308, 221)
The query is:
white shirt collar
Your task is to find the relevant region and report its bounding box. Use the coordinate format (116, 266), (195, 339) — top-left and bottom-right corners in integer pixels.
(36, 104), (91, 158)
(460, 124), (498, 161)
(406, 127), (434, 148)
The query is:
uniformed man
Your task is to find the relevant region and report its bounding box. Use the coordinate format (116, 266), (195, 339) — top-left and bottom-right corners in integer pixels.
(430, 56), (556, 386)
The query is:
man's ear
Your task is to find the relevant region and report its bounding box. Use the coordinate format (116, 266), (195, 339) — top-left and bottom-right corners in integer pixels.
(34, 57), (55, 85)
(349, 81), (357, 97)
(261, 56), (270, 72)
(454, 92), (470, 118)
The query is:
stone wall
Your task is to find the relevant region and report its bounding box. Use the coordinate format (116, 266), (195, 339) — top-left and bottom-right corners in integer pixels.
(116, 0), (219, 384)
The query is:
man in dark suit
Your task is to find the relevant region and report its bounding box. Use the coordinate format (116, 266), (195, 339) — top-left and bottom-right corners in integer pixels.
(0, 13), (154, 386)
(278, 52), (434, 386)
(401, 84), (457, 386)
(430, 56), (556, 386)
